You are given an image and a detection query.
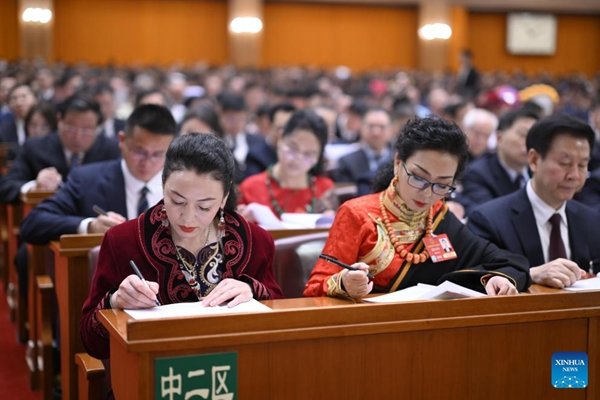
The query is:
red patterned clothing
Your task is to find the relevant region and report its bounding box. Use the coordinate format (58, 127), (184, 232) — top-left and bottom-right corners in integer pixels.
(303, 193), (530, 297)
(238, 171), (335, 215)
(81, 202), (282, 359)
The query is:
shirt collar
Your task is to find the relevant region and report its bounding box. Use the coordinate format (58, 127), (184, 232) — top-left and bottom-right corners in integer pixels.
(120, 159), (163, 194)
(526, 180), (567, 224)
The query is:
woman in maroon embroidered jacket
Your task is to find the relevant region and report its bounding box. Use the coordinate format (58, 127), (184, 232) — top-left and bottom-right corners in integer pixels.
(81, 133), (282, 360)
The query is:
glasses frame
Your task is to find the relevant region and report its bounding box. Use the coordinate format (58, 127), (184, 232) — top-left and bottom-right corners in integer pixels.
(401, 163), (456, 196)
(126, 141), (167, 163)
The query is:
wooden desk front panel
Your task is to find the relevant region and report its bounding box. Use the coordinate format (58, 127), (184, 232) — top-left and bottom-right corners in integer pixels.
(104, 293), (599, 400)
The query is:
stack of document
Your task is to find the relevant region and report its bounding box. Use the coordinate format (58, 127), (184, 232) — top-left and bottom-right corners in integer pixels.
(363, 281), (485, 303)
(125, 298), (272, 320)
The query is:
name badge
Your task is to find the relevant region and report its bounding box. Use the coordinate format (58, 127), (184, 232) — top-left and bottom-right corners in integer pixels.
(423, 234), (457, 263)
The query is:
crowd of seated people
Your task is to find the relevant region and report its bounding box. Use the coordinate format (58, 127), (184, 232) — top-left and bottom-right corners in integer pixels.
(1, 60), (600, 399)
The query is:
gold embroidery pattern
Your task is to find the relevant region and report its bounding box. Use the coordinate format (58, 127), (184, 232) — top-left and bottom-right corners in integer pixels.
(326, 271), (350, 298)
(360, 217), (396, 276)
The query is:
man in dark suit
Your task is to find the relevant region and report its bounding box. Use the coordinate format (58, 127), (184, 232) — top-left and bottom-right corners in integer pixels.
(576, 167), (600, 213)
(457, 108), (538, 215)
(332, 107), (393, 195)
(468, 115), (600, 288)
(455, 49), (480, 101)
(217, 92), (272, 183)
(94, 82), (126, 139)
(0, 94), (120, 204)
(20, 103), (176, 244)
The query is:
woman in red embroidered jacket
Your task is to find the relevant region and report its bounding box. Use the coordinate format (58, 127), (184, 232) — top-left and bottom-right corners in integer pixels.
(81, 134), (282, 360)
(238, 109), (337, 219)
(304, 118), (530, 299)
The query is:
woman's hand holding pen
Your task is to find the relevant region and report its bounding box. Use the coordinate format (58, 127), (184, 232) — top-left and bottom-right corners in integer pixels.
(201, 278), (252, 308)
(341, 262), (373, 298)
(88, 211), (126, 233)
(110, 274), (160, 309)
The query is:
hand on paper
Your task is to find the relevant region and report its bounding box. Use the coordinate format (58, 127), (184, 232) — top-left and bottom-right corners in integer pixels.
(530, 258), (582, 288)
(484, 276), (517, 296)
(201, 278), (252, 308)
(111, 274), (160, 309)
(89, 212), (126, 233)
(341, 263), (373, 298)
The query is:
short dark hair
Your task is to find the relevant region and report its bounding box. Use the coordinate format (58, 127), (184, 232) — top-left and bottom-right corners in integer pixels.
(217, 92), (246, 112)
(57, 94), (103, 125)
(526, 114), (595, 158)
(281, 109), (328, 176)
(24, 102), (57, 133)
(268, 102), (296, 123)
(371, 118), (469, 193)
(125, 104), (177, 138)
(497, 107), (539, 132)
(162, 134), (237, 211)
(395, 117), (469, 177)
(179, 105), (223, 137)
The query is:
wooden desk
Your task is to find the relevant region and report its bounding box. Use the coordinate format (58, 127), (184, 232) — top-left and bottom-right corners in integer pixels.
(20, 190), (54, 389)
(100, 290), (600, 399)
(51, 233), (104, 400)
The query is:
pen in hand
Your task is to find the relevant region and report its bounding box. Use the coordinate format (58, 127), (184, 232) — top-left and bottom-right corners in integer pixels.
(92, 205), (108, 216)
(128, 260), (161, 306)
(319, 254), (374, 279)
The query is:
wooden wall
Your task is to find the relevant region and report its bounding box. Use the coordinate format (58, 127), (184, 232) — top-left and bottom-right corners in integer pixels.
(262, 2), (418, 71)
(468, 12), (600, 76)
(0, 0), (19, 60)
(53, 0), (228, 65)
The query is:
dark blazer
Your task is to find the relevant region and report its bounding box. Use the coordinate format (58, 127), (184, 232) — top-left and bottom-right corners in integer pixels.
(457, 153), (520, 216)
(244, 134), (276, 179)
(0, 132), (120, 203)
(20, 159), (127, 245)
(333, 147), (391, 185)
(576, 168), (600, 213)
(467, 188), (600, 273)
(0, 116), (20, 162)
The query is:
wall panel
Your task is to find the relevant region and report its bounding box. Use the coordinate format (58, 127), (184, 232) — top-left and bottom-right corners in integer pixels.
(0, 0), (19, 61)
(262, 2), (418, 71)
(53, 0), (228, 65)
(468, 12), (600, 76)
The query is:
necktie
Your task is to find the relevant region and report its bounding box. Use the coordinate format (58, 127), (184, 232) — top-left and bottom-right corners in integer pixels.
(137, 186), (149, 215)
(548, 213), (567, 260)
(70, 153), (81, 169)
(514, 174), (525, 190)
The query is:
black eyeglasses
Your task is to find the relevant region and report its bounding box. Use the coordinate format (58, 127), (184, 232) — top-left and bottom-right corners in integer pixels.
(401, 163), (456, 196)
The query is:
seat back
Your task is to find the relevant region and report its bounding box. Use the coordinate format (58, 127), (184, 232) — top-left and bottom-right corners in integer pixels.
(88, 245), (101, 283)
(273, 232), (329, 298)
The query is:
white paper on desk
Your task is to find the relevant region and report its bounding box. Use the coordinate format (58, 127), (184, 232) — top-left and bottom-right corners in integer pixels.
(245, 203), (284, 229)
(280, 213), (331, 229)
(363, 281), (485, 303)
(125, 298), (272, 320)
(564, 277), (600, 291)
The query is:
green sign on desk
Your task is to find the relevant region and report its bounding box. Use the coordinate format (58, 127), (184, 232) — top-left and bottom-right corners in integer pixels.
(155, 352), (237, 400)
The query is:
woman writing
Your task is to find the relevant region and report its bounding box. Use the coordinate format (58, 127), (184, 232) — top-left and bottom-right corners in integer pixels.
(81, 133), (282, 360)
(238, 109), (337, 220)
(304, 118), (530, 298)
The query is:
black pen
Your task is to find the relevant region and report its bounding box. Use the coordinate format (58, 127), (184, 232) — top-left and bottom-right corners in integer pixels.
(319, 254), (374, 279)
(92, 205), (108, 216)
(129, 260), (161, 306)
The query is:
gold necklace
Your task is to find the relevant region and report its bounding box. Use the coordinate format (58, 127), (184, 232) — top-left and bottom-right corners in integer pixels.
(379, 189), (433, 265)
